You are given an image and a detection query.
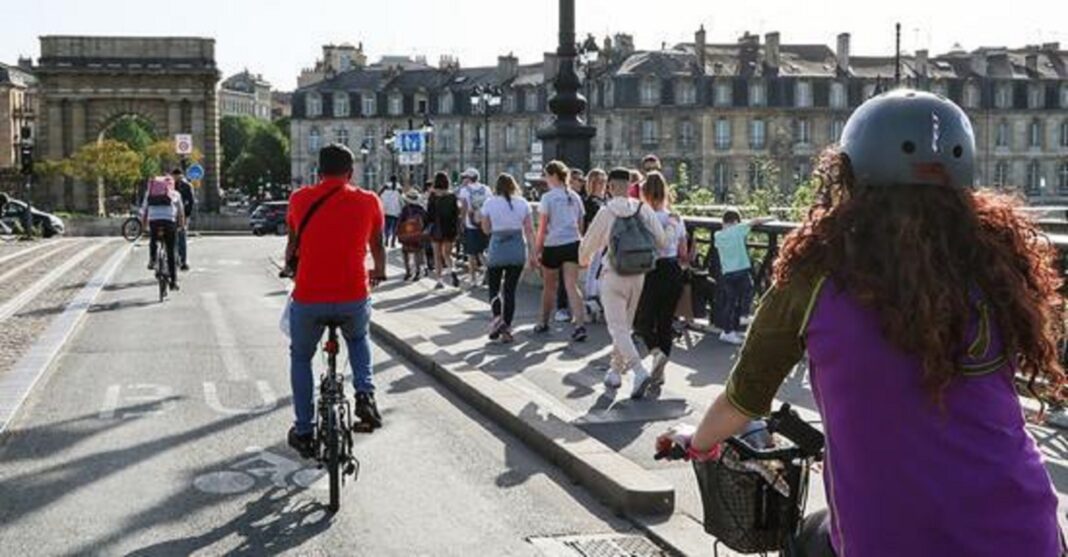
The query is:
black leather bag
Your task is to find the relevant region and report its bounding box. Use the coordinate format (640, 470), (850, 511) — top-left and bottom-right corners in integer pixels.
(282, 187), (342, 277)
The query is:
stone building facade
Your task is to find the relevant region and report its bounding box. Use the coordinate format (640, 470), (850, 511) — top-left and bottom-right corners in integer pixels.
(0, 60), (37, 173)
(291, 30), (1068, 201)
(219, 70), (272, 120)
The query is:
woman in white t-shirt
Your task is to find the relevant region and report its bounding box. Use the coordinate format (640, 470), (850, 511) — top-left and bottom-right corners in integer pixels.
(378, 179), (403, 248)
(480, 174), (536, 344)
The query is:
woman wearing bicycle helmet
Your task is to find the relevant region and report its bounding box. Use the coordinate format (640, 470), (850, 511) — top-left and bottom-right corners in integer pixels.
(660, 89), (1064, 555)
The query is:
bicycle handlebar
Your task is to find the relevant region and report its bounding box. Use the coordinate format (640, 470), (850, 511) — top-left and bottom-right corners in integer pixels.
(655, 403), (825, 462)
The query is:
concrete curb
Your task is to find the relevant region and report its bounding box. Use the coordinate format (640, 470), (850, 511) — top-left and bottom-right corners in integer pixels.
(368, 318), (676, 517)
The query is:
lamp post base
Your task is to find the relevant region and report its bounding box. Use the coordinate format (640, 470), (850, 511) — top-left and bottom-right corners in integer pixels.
(538, 122), (596, 173)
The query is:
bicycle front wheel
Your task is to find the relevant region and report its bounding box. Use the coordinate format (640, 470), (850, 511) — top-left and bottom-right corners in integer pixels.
(122, 218), (142, 242)
(325, 405), (341, 512)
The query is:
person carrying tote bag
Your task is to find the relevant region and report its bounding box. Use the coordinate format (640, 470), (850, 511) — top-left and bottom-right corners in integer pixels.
(480, 174), (536, 344)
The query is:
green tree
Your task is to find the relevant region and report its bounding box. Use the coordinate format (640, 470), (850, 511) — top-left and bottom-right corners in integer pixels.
(273, 117), (291, 140)
(227, 125), (291, 198)
(220, 115), (262, 189)
(67, 140), (143, 216)
(144, 140), (204, 175)
(104, 116), (160, 182)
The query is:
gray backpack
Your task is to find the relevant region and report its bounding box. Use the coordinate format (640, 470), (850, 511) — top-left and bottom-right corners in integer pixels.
(609, 202), (658, 276)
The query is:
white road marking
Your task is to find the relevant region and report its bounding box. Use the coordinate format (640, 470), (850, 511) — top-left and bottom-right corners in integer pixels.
(201, 292), (250, 381)
(202, 380), (278, 415)
(97, 383), (175, 420)
(0, 243), (72, 283)
(0, 238), (71, 267)
(193, 471), (256, 495)
(0, 240), (108, 324)
(192, 446), (327, 494)
(0, 241), (130, 434)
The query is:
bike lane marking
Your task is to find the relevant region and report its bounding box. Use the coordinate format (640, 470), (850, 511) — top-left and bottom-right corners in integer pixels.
(193, 446), (326, 495)
(0, 241), (131, 434)
(98, 383), (176, 420)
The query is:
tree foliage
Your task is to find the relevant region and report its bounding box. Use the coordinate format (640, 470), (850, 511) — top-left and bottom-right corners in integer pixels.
(220, 115), (291, 195)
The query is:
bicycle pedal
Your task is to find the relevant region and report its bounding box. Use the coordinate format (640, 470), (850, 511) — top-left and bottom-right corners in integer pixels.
(353, 421), (376, 433)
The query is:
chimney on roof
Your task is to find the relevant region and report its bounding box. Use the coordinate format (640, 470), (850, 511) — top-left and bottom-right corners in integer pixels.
(765, 32), (781, 71)
(439, 55), (459, 70)
(916, 49), (929, 77)
(1026, 52), (1039, 75)
(738, 32), (760, 75)
(695, 25), (707, 74)
(497, 53), (519, 82)
(17, 56), (32, 70)
(614, 34), (635, 58)
(836, 33), (851, 74)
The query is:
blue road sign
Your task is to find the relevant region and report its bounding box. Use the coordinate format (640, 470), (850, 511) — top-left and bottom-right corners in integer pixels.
(398, 131), (425, 154)
(186, 164), (205, 181)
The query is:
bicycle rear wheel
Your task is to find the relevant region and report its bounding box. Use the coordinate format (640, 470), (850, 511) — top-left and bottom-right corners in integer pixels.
(325, 405), (341, 512)
(121, 218), (142, 242)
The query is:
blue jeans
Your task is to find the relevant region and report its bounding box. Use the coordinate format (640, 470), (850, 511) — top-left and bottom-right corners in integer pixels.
(714, 270), (752, 333)
(177, 226), (188, 265)
(289, 299), (374, 434)
(384, 215), (399, 246)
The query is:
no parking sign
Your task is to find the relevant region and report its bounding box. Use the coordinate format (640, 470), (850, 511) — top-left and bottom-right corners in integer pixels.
(174, 134), (193, 155)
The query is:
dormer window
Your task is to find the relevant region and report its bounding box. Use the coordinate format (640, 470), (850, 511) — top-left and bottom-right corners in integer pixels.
(439, 91), (454, 114)
(830, 82), (847, 109)
(525, 89), (539, 112)
(748, 81), (766, 107)
(675, 80), (696, 105)
(795, 81), (813, 108)
(306, 93), (322, 117)
(361, 93), (376, 116)
(333, 92), (350, 118)
(640, 78), (660, 106)
(714, 80), (732, 107)
(388, 92), (403, 115)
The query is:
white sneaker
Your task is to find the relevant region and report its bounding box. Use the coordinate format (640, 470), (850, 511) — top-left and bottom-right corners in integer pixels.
(650, 350), (669, 385)
(719, 331), (744, 346)
(603, 370), (622, 389)
(554, 309), (572, 323)
(631, 367), (653, 400)
(740, 315), (753, 326)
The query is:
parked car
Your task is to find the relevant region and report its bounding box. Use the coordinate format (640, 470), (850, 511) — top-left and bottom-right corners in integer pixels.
(250, 201), (289, 236)
(0, 199), (65, 237)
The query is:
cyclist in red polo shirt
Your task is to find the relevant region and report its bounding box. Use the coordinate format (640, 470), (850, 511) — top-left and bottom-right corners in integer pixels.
(284, 144), (387, 458)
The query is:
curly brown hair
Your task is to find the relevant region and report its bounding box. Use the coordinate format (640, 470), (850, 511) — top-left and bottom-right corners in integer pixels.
(775, 148), (1065, 404)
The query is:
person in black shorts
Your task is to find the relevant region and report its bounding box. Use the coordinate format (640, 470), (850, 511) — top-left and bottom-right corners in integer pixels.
(533, 160), (587, 342)
(427, 172), (460, 289)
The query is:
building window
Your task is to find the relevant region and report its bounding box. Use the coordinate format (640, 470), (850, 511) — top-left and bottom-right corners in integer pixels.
(931, 80), (949, 98)
(333, 93), (350, 118)
(749, 81), (766, 106)
(794, 118), (811, 145)
(795, 81), (813, 108)
(748, 160), (766, 189)
(714, 81), (732, 107)
(994, 161), (1010, 187)
(749, 119), (766, 150)
(1061, 85), (1068, 108)
(1028, 84), (1044, 109)
(362, 94), (376, 117)
(713, 161), (730, 194)
(308, 128), (321, 153)
(505, 124), (517, 151)
(1059, 162), (1068, 194)
(676, 80), (696, 105)
(602, 118), (613, 151)
(437, 124), (453, 153)
(831, 119), (845, 143)
(504, 92), (516, 113)
(715, 118), (731, 150)
(995, 83), (1013, 109)
(640, 79), (660, 106)
(363, 127), (376, 152)
(306, 93), (322, 117)
(679, 120), (695, 148)
(388, 93), (404, 116)
(334, 127), (349, 146)
(830, 82), (847, 109)
(641, 118), (659, 145)
(603, 81), (615, 108)
(415, 96), (428, 115)
(1030, 119), (1043, 148)
(526, 89), (539, 112)
(996, 120), (1010, 148)
(1026, 160), (1042, 194)
(1061, 120), (1068, 147)
(964, 83), (981, 109)
(439, 92), (454, 114)
(363, 163), (377, 191)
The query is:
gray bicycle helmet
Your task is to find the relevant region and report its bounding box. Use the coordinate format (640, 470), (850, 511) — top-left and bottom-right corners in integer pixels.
(840, 88), (976, 189)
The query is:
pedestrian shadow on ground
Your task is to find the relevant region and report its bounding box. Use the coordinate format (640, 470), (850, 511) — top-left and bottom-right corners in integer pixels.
(88, 298), (167, 313)
(496, 402), (586, 489)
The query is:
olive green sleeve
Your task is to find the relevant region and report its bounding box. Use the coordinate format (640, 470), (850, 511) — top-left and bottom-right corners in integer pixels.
(724, 272), (826, 417)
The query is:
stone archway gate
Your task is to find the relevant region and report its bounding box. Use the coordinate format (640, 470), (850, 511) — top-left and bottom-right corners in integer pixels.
(35, 36), (221, 212)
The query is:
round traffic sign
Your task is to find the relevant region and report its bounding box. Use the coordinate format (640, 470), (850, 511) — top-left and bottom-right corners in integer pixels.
(186, 164), (205, 181)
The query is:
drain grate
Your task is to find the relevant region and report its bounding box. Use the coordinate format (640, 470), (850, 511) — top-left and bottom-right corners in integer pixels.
(529, 534), (671, 557)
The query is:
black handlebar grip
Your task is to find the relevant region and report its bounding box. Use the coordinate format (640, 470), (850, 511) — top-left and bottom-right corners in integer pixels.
(654, 445), (688, 461)
(771, 404), (825, 458)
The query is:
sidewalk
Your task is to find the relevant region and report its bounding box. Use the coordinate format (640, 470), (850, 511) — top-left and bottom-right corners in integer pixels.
(370, 252), (1068, 554)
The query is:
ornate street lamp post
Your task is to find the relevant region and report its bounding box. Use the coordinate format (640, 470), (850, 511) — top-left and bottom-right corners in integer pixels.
(422, 116), (435, 183)
(470, 86), (501, 180)
(538, 0), (595, 172)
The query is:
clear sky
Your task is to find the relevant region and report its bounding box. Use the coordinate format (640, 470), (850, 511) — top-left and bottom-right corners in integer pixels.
(4, 0), (1066, 91)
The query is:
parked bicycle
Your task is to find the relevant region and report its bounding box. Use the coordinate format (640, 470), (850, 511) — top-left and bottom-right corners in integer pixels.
(657, 403), (829, 557)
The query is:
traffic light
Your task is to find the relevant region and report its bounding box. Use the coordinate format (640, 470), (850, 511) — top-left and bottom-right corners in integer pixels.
(19, 143), (33, 176)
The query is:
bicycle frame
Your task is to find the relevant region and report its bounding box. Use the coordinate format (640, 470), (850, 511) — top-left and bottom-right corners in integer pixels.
(316, 324), (361, 512)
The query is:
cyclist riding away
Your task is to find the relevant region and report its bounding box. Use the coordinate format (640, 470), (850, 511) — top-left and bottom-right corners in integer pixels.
(658, 89), (1064, 555)
(285, 144), (387, 458)
(141, 175), (185, 291)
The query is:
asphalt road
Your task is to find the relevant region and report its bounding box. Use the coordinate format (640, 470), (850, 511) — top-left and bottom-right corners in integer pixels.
(0, 237), (654, 556)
